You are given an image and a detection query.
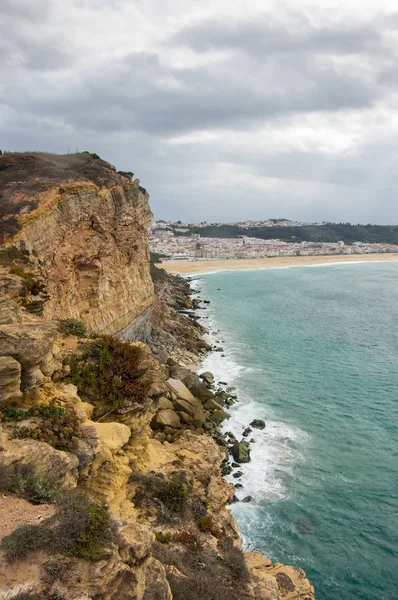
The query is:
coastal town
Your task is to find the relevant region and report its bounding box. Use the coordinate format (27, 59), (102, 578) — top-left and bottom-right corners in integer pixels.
(149, 220), (398, 261)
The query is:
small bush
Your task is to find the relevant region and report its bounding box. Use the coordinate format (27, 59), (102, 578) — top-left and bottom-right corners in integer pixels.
(173, 531), (203, 551)
(131, 473), (189, 513)
(155, 532), (172, 544)
(55, 493), (113, 560)
(10, 403), (80, 451)
(1, 492), (115, 563)
(1, 523), (53, 561)
(59, 319), (86, 337)
(0, 407), (26, 422)
(67, 336), (151, 409)
(9, 267), (44, 295)
(11, 464), (59, 504)
(199, 515), (222, 539)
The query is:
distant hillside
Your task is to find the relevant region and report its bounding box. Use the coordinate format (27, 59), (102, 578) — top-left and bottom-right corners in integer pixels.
(172, 223), (398, 244)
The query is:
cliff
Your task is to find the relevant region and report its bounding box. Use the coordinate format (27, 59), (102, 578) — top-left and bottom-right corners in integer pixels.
(0, 152), (154, 340)
(0, 152), (315, 600)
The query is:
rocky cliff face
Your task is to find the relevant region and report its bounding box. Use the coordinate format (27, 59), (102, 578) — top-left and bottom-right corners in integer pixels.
(0, 152), (315, 600)
(0, 152), (154, 340)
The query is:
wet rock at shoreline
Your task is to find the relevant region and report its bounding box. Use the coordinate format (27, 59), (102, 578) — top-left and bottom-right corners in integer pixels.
(250, 419), (266, 430)
(242, 496), (253, 503)
(231, 441), (251, 464)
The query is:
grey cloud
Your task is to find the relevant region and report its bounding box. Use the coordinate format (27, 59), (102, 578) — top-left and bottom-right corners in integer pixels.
(1, 0), (398, 224)
(171, 14), (384, 56)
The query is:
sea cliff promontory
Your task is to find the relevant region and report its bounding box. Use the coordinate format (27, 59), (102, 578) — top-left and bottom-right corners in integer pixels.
(0, 152), (315, 600)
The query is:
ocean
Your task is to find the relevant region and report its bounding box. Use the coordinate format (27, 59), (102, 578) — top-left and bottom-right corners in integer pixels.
(191, 262), (398, 600)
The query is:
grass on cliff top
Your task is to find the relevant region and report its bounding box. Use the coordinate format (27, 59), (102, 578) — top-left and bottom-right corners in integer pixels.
(67, 335), (151, 410)
(1, 492), (115, 562)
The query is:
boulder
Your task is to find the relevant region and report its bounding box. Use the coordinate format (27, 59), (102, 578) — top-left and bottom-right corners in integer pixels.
(181, 371), (202, 389)
(158, 396), (174, 410)
(250, 419), (266, 430)
(210, 408), (229, 425)
(0, 356), (22, 401)
(196, 339), (212, 350)
(231, 441), (251, 463)
(173, 397), (199, 416)
(79, 421), (131, 452)
(152, 409), (181, 429)
(204, 398), (223, 412)
(188, 382), (215, 403)
(167, 378), (196, 403)
(200, 371), (215, 385)
(242, 496), (253, 503)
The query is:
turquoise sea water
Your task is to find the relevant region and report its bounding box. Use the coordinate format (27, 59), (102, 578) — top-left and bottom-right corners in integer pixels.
(193, 262), (398, 600)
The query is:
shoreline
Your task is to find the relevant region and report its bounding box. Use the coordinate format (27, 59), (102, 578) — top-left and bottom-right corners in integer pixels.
(157, 253), (398, 275)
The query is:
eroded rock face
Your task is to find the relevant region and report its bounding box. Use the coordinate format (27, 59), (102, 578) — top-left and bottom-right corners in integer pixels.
(20, 182), (153, 339)
(1, 154), (154, 341)
(0, 322), (61, 394)
(0, 356), (21, 401)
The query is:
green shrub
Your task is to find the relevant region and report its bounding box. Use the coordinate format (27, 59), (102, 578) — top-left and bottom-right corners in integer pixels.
(1, 492), (115, 563)
(11, 464), (59, 504)
(55, 493), (113, 560)
(199, 515), (222, 539)
(0, 462), (59, 504)
(67, 335), (150, 409)
(131, 473), (189, 512)
(1, 523), (53, 561)
(9, 267), (44, 295)
(155, 532), (172, 544)
(0, 407), (26, 422)
(59, 319), (86, 337)
(10, 403), (80, 451)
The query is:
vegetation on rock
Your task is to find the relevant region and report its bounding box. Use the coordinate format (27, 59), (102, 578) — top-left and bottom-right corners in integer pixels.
(1, 492), (115, 562)
(6, 403), (80, 451)
(0, 463), (59, 504)
(131, 472), (190, 512)
(67, 335), (151, 409)
(58, 318), (86, 337)
(152, 538), (250, 600)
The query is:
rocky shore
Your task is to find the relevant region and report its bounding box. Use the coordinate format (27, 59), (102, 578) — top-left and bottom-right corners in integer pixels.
(0, 152), (315, 600)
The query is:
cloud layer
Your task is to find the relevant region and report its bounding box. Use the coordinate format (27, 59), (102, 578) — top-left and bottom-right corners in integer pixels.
(2, 0), (398, 223)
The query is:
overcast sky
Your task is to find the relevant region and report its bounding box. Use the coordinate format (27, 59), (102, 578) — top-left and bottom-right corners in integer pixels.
(2, 0), (398, 223)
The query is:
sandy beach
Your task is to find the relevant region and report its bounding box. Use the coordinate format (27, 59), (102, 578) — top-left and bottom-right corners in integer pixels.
(157, 253), (398, 275)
